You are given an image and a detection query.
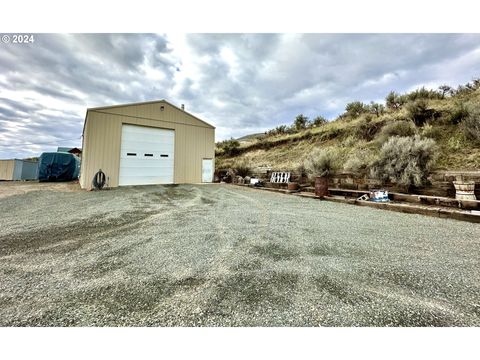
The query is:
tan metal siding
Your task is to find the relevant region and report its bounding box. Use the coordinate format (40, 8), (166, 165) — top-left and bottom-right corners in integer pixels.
(93, 101), (212, 129)
(80, 102), (215, 190)
(174, 121), (186, 182)
(0, 160), (15, 180)
(205, 128), (215, 158)
(183, 125), (195, 183)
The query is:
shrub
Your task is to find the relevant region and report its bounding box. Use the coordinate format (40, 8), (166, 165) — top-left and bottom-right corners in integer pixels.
(376, 120), (416, 143)
(320, 126), (343, 141)
(455, 78), (480, 96)
(421, 124), (443, 140)
(312, 115), (327, 127)
(438, 84), (453, 98)
(461, 104), (480, 143)
(296, 163), (308, 179)
(343, 149), (377, 174)
(233, 160), (252, 177)
(405, 87), (443, 101)
(446, 133), (465, 151)
(406, 99), (433, 127)
(303, 148), (339, 178)
(455, 85), (474, 97)
(268, 125), (288, 136)
(449, 102), (470, 125)
(341, 135), (358, 148)
(370, 135), (437, 188)
(267, 124), (298, 136)
(369, 102), (385, 117)
(355, 116), (384, 141)
(293, 114), (309, 131)
(345, 101), (368, 118)
(385, 91), (406, 110)
(217, 138), (240, 156)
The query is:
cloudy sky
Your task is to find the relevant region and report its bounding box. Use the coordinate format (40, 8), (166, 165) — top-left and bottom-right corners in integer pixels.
(1, 33), (480, 158)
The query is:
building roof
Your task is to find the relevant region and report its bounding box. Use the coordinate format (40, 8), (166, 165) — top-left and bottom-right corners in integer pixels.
(57, 147), (82, 153)
(84, 99), (215, 131)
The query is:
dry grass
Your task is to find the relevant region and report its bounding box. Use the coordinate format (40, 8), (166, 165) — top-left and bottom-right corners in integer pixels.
(217, 88), (480, 172)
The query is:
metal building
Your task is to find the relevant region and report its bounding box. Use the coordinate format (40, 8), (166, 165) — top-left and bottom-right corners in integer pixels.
(0, 159), (38, 181)
(80, 100), (215, 190)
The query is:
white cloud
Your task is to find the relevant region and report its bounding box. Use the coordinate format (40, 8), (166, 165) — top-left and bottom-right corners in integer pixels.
(1, 33), (480, 159)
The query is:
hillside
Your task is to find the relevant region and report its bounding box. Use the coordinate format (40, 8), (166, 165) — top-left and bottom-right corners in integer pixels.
(235, 132), (266, 143)
(216, 80), (480, 173)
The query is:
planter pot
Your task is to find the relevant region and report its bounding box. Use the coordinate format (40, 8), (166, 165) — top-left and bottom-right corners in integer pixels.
(315, 176), (329, 198)
(287, 182), (299, 191)
(453, 181), (476, 200)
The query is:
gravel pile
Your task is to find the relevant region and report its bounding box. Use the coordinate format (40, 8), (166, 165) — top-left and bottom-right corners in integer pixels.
(0, 183), (479, 326)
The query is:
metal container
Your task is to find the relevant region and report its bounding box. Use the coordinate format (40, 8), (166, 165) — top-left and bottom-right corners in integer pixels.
(453, 181), (476, 200)
(0, 159), (38, 180)
(18, 160), (38, 180)
(315, 176), (329, 198)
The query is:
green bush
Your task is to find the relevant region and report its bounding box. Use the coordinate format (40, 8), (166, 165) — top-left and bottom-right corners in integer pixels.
(312, 115), (327, 127)
(461, 104), (480, 143)
(267, 125), (289, 136)
(369, 102), (385, 117)
(376, 120), (416, 143)
(217, 138), (241, 156)
(385, 91), (406, 110)
(454, 78), (480, 96)
(341, 135), (359, 148)
(446, 132), (466, 151)
(405, 87), (443, 101)
(233, 160), (252, 177)
(449, 102), (470, 125)
(320, 126), (343, 141)
(345, 101), (368, 118)
(355, 116), (384, 141)
(296, 163), (308, 178)
(303, 148), (339, 178)
(343, 149), (377, 174)
(370, 135), (437, 188)
(293, 114), (309, 131)
(438, 84), (453, 98)
(406, 99), (433, 127)
(421, 124), (443, 140)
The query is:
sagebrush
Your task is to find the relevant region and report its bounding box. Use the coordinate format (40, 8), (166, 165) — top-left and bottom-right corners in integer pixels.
(355, 116), (383, 141)
(303, 148), (339, 178)
(233, 160), (252, 177)
(370, 135), (437, 187)
(343, 149), (377, 174)
(461, 104), (480, 143)
(216, 138), (240, 156)
(406, 99), (433, 127)
(449, 102), (470, 125)
(376, 120), (416, 143)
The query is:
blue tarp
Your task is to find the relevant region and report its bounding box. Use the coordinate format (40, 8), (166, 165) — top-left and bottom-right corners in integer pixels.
(37, 152), (80, 182)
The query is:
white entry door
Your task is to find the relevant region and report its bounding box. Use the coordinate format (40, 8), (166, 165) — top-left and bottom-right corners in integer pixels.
(202, 158), (213, 183)
(119, 124), (175, 186)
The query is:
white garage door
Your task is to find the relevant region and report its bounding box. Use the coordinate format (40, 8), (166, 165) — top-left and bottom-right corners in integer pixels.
(119, 124), (174, 186)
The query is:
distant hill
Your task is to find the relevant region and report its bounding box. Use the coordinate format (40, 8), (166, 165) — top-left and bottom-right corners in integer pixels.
(236, 132), (266, 143)
(216, 78), (480, 172)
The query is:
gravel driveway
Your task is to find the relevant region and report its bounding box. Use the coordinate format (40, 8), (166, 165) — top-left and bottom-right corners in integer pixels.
(0, 183), (479, 326)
